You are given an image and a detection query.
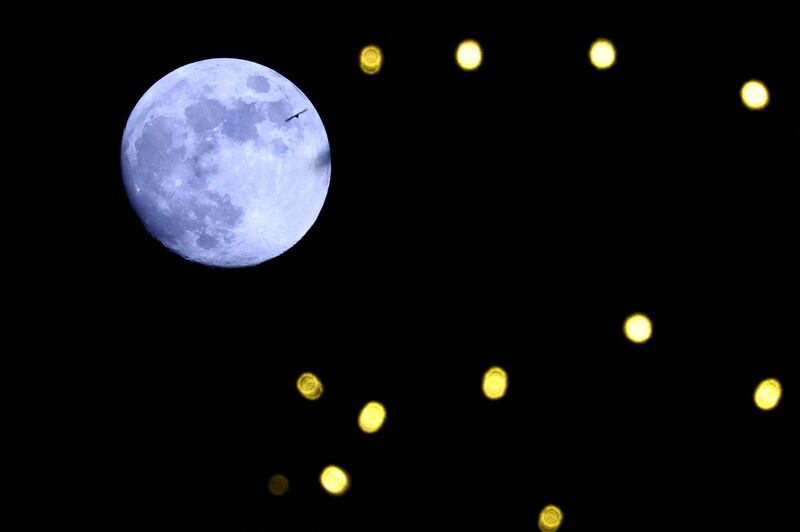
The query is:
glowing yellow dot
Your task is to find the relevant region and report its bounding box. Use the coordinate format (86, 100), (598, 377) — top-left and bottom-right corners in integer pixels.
(754, 378), (782, 411)
(267, 474), (289, 496)
(589, 38), (616, 70)
(624, 313), (652, 344)
(320, 465), (350, 496)
(456, 39), (483, 71)
(538, 504), (563, 532)
(297, 372), (323, 400)
(482, 366), (508, 400)
(741, 80), (769, 110)
(358, 401), (387, 434)
(360, 44), (383, 75)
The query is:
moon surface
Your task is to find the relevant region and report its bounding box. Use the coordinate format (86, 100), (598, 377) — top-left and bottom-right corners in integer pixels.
(121, 58), (331, 267)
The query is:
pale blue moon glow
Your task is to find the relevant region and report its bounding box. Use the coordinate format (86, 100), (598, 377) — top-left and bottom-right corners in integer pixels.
(121, 58), (331, 267)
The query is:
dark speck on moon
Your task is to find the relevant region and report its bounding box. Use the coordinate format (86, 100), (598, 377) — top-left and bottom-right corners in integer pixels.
(185, 98), (226, 133)
(222, 101), (265, 142)
(247, 75), (271, 93)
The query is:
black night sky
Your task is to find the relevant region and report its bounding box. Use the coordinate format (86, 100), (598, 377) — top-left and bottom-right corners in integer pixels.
(24, 8), (797, 531)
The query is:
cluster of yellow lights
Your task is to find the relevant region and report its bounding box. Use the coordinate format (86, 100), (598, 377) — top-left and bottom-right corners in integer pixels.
(356, 40), (773, 113)
(456, 39), (483, 71)
(482, 366), (508, 400)
(320, 465), (350, 495)
(538, 504), (564, 531)
(741, 80), (770, 110)
(359, 45), (383, 75)
(297, 372), (324, 400)
(589, 38), (616, 69)
(754, 378), (782, 411)
(295, 313), (782, 501)
(358, 401), (387, 433)
(267, 474), (289, 496)
(624, 313), (653, 344)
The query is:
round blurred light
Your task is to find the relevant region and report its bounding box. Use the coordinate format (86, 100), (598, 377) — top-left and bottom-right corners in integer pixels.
(589, 38), (616, 69)
(320, 465), (350, 495)
(267, 474), (289, 496)
(297, 372), (324, 400)
(358, 401), (387, 434)
(482, 366), (508, 400)
(754, 378), (782, 411)
(624, 313), (652, 344)
(538, 504), (563, 531)
(360, 44), (383, 75)
(741, 80), (769, 110)
(456, 39), (483, 71)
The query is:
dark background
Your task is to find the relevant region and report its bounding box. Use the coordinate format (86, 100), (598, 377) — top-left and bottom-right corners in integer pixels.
(24, 7), (796, 531)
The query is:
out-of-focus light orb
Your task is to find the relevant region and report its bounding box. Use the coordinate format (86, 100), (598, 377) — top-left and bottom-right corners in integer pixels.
(297, 372), (324, 400)
(482, 366), (508, 400)
(358, 401), (387, 433)
(589, 38), (616, 69)
(754, 378), (782, 411)
(624, 313), (653, 344)
(456, 39), (483, 71)
(538, 504), (564, 532)
(741, 80), (769, 110)
(320, 465), (350, 495)
(267, 474), (289, 496)
(360, 45), (383, 75)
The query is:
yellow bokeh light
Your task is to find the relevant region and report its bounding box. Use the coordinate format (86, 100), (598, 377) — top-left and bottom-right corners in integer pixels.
(297, 372), (323, 400)
(754, 378), (782, 411)
(320, 465), (350, 496)
(360, 44), (383, 75)
(624, 313), (652, 344)
(358, 401), (387, 434)
(589, 38), (616, 70)
(538, 504), (563, 532)
(456, 39), (483, 71)
(741, 80), (769, 110)
(267, 474), (289, 496)
(482, 366), (508, 400)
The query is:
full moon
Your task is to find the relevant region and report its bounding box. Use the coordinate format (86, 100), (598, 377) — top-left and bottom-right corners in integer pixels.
(121, 58), (331, 267)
